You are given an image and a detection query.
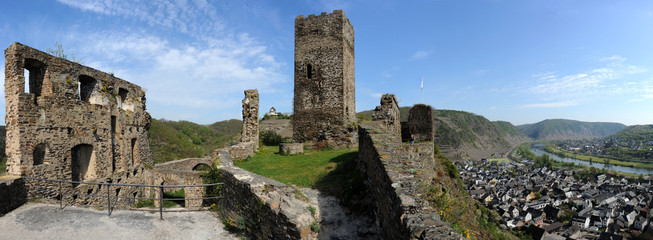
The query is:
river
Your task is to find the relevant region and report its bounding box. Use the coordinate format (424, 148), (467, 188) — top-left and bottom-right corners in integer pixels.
(529, 143), (653, 175)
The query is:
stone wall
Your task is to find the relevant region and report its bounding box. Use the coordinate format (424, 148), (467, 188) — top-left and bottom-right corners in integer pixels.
(0, 176), (27, 215)
(146, 168), (205, 209)
(408, 104), (434, 142)
(357, 122), (463, 239)
(217, 149), (317, 239)
(4, 42), (152, 207)
(293, 10), (356, 144)
(241, 89), (259, 150)
(372, 94), (401, 140)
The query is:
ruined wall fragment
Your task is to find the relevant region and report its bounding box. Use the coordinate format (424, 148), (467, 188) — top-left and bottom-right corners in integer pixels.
(241, 89), (259, 150)
(293, 10), (356, 144)
(372, 94), (401, 140)
(408, 104), (434, 142)
(4, 42), (152, 206)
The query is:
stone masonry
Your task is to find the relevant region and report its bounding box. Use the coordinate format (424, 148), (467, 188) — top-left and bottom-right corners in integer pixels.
(293, 10), (356, 144)
(241, 89), (259, 150)
(357, 122), (463, 240)
(408, 104), (434, 142)
(372, 94), (401, 140)
(4, 42), (152, 206)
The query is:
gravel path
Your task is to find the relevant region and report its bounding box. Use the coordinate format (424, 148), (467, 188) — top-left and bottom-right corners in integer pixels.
(0, 203), (237, 240)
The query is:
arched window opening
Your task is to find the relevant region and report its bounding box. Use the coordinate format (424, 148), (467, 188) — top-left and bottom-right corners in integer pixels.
(78, 75), (96, 102)
(71, 144), (97, 187)
(307, 64), (312, 79)
(118, 88), (128, 105)
(33, 143), (48, 166)
(24, 59), (46, 100)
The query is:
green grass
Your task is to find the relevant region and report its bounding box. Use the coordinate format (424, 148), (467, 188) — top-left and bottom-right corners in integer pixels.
(488, 158), (509, 164)
(234, 145), (358, 188)
(545, 145), (653, 169)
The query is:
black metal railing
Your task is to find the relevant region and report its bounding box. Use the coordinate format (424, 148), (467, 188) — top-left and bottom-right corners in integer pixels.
(22, 176), (223, 220)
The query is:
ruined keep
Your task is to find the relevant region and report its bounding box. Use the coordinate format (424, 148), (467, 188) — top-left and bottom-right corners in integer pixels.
(241, 89), (259, 150)
(4, 42), (152, 204)
(293, 9), (356, 143)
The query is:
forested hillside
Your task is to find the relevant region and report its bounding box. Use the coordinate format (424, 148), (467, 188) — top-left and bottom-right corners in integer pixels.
(358, 107), (531, 160)
(518, 119), (625, 140)
(148, 118), (241, 163)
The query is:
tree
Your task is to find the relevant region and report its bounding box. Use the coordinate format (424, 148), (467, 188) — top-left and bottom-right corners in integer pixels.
(604, 158), (610, 166)
(46, 42), (82, 63)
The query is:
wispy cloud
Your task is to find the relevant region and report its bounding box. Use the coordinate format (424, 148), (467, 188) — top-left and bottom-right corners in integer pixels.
(57, 0), (224, 38)
(527, 56), (645, 100)
(410, 50), (430, 60)
(54, 0), (288, 122)
(522, 101), (578, 109)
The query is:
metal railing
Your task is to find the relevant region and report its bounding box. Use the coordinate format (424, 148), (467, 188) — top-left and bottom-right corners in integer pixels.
(22, 176), (223, 220)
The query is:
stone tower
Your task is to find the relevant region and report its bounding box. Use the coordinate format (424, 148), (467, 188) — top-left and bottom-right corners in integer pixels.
(293, 9), (355, 143)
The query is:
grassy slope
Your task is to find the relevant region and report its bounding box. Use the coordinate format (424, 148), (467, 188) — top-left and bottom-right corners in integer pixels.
(518, 119), (625, 140)
(424, 149), (517, 240)
(234, 145), (358, 188)
(149, 118), (242, 163)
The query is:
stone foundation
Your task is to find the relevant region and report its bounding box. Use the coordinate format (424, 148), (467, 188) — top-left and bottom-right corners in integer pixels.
(279, 143), (303, 156)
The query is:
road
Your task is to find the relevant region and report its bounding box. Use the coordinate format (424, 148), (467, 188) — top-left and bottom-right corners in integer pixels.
(0, 203), (237, 240)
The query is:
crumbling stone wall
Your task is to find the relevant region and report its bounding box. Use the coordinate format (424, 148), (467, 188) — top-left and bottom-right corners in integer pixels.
(372, 94), (401, 140)
(217, 149), (317, 239)
(4, 42), (152, 206)
(408, 104), (434, 142)
(241, 89), (259, 150)
(357, 122), (462, 239)
(293, 10), (356, 144)
(0, 176), (27, 215)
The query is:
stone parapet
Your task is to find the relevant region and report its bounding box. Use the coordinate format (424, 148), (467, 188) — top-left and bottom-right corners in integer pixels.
(218, 154), (317, 239)
(0, 175), (27, 215)
(357, 123), (463, 239)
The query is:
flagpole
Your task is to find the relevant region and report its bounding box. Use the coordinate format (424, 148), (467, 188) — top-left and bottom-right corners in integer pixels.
(420, 76), (423, 104)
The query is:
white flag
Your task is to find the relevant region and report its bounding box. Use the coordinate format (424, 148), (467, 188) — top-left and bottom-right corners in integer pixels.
(420, 76), (423, 89)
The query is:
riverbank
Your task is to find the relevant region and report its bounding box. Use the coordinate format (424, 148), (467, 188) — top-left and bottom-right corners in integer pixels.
(543, 144), (653, 170)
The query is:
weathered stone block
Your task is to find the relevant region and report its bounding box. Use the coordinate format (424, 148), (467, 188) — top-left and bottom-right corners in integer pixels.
(279, 143), (304, 156)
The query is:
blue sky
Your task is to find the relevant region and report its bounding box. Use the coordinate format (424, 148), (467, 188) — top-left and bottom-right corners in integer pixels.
(2, 0), (653, 126)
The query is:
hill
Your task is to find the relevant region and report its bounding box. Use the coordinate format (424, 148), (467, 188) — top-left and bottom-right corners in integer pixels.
(358, 107), (531, 160)
(518, 119), (625, 140)
(609, 124), (653, 142)
(148, 118), (242, 163)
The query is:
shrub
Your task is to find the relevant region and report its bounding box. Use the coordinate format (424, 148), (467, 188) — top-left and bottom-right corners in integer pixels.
(260, 129), (283, 146)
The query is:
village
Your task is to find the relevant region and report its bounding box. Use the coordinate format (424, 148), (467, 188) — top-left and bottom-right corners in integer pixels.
(457, 158), (653, 239)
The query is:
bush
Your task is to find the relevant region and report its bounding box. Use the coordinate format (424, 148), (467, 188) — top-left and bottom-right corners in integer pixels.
(260, 129), (283, 146)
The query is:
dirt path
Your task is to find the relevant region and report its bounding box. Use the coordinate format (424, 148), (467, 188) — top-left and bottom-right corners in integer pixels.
(0, 203), (237, 240)
(302, 189), (379, 240)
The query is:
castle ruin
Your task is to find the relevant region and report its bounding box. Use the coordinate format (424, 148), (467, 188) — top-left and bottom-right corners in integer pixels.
(4, 42), (152, 203)
(293, 10), (356, 144)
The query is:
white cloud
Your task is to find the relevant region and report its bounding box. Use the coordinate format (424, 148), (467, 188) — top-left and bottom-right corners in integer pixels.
(410, 50), (430, 60)
(57, 0), (224, 38)
(371, 93), (383, 99)
(522, 101), (578, 109)
(527, 57), (645, 101)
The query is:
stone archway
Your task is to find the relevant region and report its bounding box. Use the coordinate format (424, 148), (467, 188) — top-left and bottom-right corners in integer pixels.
(71, 144), (96, 187)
